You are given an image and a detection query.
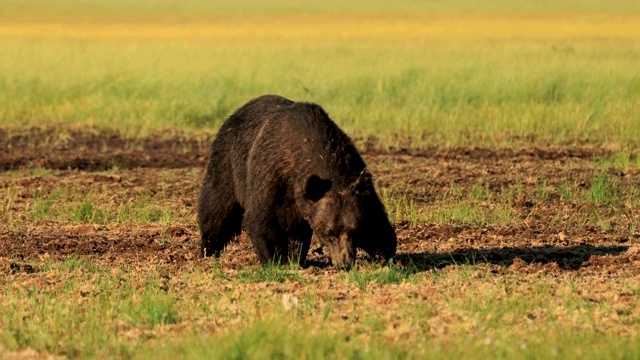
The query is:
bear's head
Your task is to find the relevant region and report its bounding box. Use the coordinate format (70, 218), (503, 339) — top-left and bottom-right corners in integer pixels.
(303, 169), (396, 270)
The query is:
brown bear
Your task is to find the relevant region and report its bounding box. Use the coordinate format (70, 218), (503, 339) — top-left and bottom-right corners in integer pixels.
(198, 95), (396, 269)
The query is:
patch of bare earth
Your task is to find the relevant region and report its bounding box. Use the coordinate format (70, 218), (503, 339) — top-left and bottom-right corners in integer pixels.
(2, 128), (639, 278)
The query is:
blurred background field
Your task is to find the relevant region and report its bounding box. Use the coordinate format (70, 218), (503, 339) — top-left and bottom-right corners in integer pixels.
(1, 0), (639, 148)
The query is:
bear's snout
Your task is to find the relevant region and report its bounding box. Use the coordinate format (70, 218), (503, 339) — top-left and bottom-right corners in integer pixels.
(327, 233), (356, 271)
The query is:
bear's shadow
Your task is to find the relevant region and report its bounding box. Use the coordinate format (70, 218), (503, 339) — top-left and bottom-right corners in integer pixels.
(395, 244), (629, 272)
(307, 243), (629, 272)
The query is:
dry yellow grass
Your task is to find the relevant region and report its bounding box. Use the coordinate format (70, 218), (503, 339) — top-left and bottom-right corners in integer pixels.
(2, 13), (639, 41)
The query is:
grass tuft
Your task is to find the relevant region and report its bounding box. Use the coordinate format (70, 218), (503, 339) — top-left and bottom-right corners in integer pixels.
(69, 200), (109, 224)
(238, 263), (305, 284)
(345, 263), (416, 291)
(588, 172), (619, 205)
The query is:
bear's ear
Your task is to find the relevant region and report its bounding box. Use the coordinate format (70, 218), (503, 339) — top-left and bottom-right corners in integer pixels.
(353, 168), (372, 195)
(305, 175), (332, 202)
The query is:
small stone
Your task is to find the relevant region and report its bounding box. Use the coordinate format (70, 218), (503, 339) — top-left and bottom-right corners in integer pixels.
(282, 294), (299, 312)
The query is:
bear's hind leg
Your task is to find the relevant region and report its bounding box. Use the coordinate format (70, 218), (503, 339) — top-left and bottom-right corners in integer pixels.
(198, 182), (244, 258)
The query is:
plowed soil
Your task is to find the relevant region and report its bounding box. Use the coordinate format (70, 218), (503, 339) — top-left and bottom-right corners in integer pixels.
(2, 128), (640, 277)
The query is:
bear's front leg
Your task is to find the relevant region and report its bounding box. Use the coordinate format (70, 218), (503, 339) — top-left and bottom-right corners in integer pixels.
(244, 210), (289, 265)
(287, 225), (312, 266)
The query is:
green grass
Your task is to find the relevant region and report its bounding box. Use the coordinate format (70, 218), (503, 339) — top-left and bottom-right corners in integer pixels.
(379, 162), (640, 229)
(1, 170), (191, 225)
(2, 266), (175, 357)
(31, 197), (55, 220)
(1, 41), (638, 148)
(69, 199), (107, 223)
(237, 263), (306, 284)
(45, 195), (175, 225)
(344, 263), (416, 291)
(420, 182), (519, 226)
(1, 5), (640, 147)
(144, 326), (640, 360)
(380, 189), (423, 227)
(588, 172), (619, 204)
(594, 151), (640, 170)
(142, 320), (413, 360)
(116, 195), (177, 224)
(2, 259), (640, 359)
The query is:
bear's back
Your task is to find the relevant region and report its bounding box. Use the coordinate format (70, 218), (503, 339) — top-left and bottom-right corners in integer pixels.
(249, 100), (367, 189)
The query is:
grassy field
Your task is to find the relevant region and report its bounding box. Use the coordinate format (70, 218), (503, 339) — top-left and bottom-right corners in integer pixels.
(4, 255), (640, 359)
(1, 0), (640, 147)
(2, 1), (640, 359)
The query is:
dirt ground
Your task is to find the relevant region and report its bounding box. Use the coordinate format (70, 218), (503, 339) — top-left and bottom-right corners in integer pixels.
(1, 128), (639, 277)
